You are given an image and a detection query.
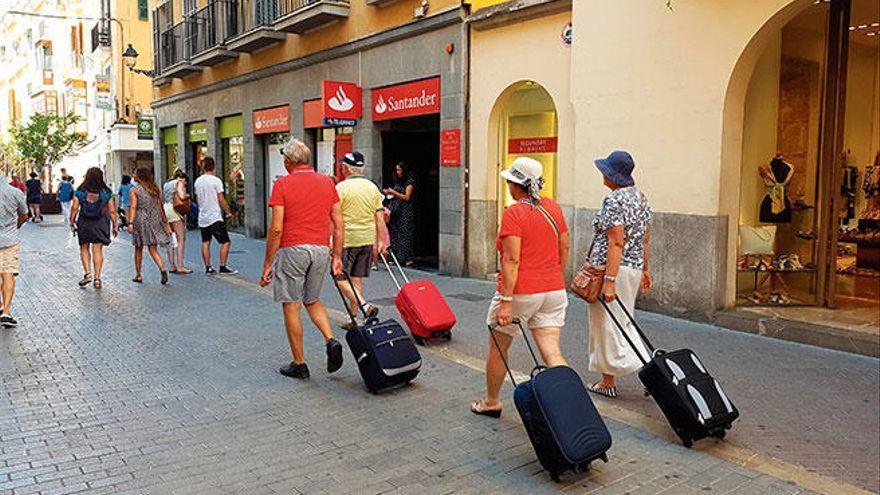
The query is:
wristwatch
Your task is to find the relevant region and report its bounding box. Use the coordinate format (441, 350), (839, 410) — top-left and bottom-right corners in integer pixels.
(498, 295), (514, 302)
(604, 275), (617, 282)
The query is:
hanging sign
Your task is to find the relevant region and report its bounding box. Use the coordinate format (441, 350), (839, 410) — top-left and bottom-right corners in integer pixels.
(508, 137), (558, 154)
(137, 116), (154, 140)
(440, 129), (461, 167)
(95, 74), (112, 111)
(253, 105), (290, 135)
(322, 80), (361, 127)
(372, 77), (441, 122)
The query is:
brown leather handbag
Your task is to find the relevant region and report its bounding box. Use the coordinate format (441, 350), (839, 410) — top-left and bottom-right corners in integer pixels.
(172, 189), (192, 216)
(570, 244), (605, 303)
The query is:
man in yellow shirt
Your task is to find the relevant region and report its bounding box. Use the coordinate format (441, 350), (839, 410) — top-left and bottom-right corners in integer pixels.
(335, 151), (388, 329)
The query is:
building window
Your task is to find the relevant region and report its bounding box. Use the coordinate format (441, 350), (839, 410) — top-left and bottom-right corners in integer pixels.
(138, 0), (149, 21)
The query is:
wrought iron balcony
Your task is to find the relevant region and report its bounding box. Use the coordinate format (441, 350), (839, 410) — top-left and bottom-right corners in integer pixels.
(226, 0), (286, 53)
(157, 20), (202, 78)
(190, 0), (239, 66)
(275, 0), (350, 34)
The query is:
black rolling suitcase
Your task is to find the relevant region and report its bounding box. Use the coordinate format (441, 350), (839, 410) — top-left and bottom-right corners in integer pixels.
(491, 320), (611, 481)
(599, 298), (739, 447)
(334, 274), (421, 394)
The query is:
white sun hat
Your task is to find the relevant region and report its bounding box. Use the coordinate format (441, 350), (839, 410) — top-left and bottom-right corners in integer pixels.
(500, 157), (543, 186)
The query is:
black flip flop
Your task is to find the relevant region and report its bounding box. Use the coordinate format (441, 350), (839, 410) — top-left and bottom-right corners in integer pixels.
(470, 400), (502, 418)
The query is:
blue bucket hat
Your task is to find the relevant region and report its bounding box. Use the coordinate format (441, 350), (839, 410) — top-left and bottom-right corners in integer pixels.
(594, 150), (635, 187)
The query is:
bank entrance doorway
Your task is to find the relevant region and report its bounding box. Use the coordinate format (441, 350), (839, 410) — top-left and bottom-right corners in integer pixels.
(380, 115), (440, 269)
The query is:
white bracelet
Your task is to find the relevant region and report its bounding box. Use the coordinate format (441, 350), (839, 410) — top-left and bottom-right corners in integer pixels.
(604, 275), (616, 281)
(498, 295), (514, 302)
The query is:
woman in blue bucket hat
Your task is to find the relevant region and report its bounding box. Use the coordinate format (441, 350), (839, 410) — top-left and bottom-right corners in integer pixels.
(585, 151), (654, 398)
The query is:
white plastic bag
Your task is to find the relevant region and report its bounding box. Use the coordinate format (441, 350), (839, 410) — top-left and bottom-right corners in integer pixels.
(169, 232), (178, 249)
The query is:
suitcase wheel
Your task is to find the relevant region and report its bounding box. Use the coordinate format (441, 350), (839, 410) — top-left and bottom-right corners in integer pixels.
(550, 473), (561, 483)
(443, 332), (452, 341)
(711, 429), (726, 439)
(682, 438), (693, 448)
(600, 454), (608, 463)
(413, 335), (426, 346)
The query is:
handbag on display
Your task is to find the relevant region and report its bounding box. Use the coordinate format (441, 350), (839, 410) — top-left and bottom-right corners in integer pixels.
(173, 190), (192, 216)
(739, 225), (777, 255)
(570, 244), (604, 303)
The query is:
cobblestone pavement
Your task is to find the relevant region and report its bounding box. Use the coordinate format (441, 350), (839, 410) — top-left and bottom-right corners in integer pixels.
(177, 224), (879, 493)
(0, 218), (867, 494)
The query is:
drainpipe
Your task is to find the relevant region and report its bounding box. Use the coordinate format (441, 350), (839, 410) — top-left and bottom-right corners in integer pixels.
(461, 2), (472, 277)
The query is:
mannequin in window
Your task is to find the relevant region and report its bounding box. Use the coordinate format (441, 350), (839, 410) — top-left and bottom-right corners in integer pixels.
(759, 156), (793, 223)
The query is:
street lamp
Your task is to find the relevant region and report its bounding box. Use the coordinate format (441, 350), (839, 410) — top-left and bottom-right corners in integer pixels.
(122, 44), (155, 78)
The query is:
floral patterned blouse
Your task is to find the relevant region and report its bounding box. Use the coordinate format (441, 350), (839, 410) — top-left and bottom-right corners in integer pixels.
(588, 186), (652, 270)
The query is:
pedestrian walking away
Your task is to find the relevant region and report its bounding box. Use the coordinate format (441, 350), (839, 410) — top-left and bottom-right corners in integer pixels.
(0, 168), (29, 328)
(585, 150), (653, 398)
(259, 138), (345, 380)
(163, 169), (192, 274)
(70, 167), (118, 289)
(471, 156), (571, 418)
(58, 175), (74, 225)
(194, 156), (237, 275)
(25, 172), (42, 223)
(117, 175), (134, 228)
(383, 162), (416, 267)
(128, 167), (172, 285)
(335, 151), (387, 330)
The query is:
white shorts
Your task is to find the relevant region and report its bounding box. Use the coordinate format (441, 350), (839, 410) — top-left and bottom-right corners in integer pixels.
(486, 289), (568, 336)
(164, 203), (183, 223)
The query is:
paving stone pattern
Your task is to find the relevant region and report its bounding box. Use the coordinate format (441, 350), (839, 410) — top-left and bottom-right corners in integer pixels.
(172, 226), (879, 492)
(0, 221), (825, 494)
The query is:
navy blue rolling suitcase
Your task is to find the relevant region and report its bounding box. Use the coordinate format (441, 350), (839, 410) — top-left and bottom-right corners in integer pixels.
(491, 320), (611, 481)
(334, 275), (421, 394)
(599, 298), (738, 448)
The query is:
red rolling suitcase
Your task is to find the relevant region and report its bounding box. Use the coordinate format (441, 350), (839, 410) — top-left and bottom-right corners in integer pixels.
(381, 251), (456, 345)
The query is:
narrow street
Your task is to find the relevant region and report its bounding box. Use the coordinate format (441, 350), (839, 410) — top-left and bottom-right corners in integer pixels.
(0, 218), (875, 494)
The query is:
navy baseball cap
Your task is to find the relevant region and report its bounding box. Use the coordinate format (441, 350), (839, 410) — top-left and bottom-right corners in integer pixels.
(341, 151), (365, 167)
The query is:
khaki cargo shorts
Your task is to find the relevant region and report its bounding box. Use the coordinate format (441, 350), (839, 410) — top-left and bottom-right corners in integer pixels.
(486, 289), (568, 336)
(0, 243), (20, 274)
(272, 244), (330, 305)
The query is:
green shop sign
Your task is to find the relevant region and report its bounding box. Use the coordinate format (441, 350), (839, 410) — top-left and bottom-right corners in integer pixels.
(187, 122), (207, 143)
(137, 117), (154, 140)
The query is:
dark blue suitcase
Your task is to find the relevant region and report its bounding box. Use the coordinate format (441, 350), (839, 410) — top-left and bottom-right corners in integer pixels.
(335, 275), (421, 394)
(491, 321), (611, 481)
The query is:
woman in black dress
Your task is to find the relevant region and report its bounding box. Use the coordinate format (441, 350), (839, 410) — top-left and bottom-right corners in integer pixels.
(383, 162), (416, 266)
(25, 172), (42, 223)
(70, 167), (118, 289)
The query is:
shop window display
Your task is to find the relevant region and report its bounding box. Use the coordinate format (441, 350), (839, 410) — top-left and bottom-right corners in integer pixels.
(737, 0), (879, 314)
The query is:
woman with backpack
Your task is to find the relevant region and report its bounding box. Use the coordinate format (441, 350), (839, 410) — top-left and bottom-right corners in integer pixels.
(70, 167), (118, 289)
(128, 167), (172, 285)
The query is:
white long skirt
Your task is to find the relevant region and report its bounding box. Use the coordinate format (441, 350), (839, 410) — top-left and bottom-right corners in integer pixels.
(588, 265), (650, 376)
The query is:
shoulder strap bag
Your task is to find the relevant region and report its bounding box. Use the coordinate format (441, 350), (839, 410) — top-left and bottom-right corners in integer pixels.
(173, 184), (192, 216)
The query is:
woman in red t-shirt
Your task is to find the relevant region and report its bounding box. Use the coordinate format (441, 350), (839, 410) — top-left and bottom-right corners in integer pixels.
(470, 157), (571, 418)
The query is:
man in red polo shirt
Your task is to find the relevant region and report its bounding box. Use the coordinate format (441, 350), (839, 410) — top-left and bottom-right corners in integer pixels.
(260, 138), (345, 379)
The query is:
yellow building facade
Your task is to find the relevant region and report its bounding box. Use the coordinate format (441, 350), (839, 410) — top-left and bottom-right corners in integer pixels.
(150, 0), (466, 275)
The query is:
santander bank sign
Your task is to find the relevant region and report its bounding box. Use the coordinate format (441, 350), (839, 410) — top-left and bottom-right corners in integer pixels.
(372, 77), (441, 122)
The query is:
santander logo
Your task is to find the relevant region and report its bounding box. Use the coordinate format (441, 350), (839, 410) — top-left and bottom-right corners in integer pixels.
(328, 86), (354, 112)
(374, 95), (388, 115)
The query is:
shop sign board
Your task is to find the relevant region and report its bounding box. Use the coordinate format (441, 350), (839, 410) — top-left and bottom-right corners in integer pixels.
(440, 129), (461, 167)
(253, 105), (290, 135)
(372, 77), (441, 122)
(187, 122), (207, 143)
(322, 80), (361, 125)
(508, 137), (558, 154)
(137, 116), (154, 140)
(95, 74), (112, 111)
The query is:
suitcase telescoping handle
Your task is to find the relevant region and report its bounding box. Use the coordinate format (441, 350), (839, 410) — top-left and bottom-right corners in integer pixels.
(597, 296), (656, 366)
(379, 250), (410, 291)
(488, 319), (545, 387)
(332, 271), (376, 328)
